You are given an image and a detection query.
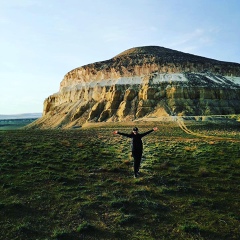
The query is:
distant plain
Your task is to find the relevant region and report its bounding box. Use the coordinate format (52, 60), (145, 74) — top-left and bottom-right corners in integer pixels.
(0, 118), (38, 130)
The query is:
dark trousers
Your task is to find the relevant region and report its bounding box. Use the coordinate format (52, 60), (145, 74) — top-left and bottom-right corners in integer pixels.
(132, 152), (142, 174)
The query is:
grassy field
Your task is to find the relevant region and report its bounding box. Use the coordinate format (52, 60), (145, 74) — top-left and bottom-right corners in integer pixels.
(0, 121), (240, 240)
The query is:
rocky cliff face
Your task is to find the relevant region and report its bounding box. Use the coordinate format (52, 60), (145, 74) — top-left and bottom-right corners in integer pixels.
(30, 46), (240, 128)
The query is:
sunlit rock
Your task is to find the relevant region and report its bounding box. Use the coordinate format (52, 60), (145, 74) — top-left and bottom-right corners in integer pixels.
(29, 46), (240, 128)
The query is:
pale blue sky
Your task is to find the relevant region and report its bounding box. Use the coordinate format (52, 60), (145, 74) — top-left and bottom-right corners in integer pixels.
(0, 0), (239, 114)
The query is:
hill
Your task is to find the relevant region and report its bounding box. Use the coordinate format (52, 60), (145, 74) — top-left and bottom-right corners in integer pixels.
(26, 46), (240, 129)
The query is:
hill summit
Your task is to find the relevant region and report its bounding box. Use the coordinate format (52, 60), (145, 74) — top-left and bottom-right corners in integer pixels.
(28, 46), (240, 129)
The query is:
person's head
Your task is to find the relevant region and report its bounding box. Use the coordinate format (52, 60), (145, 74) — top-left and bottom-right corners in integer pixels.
(133, 127), (138, 134)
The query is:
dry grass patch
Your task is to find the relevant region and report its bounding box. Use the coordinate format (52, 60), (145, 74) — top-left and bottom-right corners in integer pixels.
(184, 145), (197, 151)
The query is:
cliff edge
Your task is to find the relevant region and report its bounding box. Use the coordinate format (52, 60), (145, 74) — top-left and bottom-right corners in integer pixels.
(27, 46), (240, 129)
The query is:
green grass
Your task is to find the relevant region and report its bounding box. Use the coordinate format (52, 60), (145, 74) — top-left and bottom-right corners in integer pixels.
(0, 122), (240, 239)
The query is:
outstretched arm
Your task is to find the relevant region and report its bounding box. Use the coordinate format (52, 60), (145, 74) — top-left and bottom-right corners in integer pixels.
(113, 130), (132, 138)
(140, 127), (158, 137)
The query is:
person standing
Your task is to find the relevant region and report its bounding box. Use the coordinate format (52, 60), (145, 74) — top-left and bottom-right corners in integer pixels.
(114, 126), (158, 178)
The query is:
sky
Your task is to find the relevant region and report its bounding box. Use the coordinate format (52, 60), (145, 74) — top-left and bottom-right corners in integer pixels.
(0, 0), (239, 115)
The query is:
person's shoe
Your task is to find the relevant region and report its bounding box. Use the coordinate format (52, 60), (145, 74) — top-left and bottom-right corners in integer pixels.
(134, 173), (138, 178)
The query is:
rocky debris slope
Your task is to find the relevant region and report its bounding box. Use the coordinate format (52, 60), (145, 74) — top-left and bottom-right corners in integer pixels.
(28, 46), (240, 129)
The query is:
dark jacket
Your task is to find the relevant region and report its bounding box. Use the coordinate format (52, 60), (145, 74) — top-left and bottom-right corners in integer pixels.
(117, 129), (154, 154)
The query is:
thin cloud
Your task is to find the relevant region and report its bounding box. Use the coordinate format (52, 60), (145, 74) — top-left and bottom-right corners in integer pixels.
(171, 29), (205, 46)
(0, 16), (8, 24)
(168, 28), (216, 53)
(1, 0), (42, 8)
